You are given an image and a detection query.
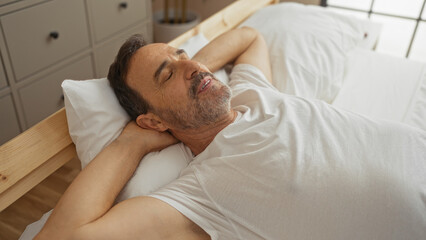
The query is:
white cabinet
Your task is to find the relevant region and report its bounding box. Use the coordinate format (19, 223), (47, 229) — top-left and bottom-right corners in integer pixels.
(19, 56), (94, 127)
(0, 55), (6, 89)
(1, 0), (90, 81)
(89, 0), (149, 43)
(0, 0), (153, 143)
(0, 95), (20, 145)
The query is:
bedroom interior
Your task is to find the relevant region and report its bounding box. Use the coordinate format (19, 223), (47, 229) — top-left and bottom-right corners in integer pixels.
(0, 0), (425, 239)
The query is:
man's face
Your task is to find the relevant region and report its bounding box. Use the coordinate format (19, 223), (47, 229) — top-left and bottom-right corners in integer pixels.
(126, 43), (231, 130)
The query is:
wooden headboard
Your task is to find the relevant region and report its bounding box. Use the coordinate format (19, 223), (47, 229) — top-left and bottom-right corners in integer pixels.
(0, 0), (278, 212)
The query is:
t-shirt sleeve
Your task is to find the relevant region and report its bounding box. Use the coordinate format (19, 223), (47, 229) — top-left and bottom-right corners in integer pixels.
(148, 171), (226, 239)
(229, 64), (278, 94)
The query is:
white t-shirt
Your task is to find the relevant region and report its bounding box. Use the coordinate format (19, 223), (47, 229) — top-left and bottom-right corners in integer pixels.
(150, 64), (426, 240)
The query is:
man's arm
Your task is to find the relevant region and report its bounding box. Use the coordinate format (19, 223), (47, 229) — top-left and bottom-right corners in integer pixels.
(35, 122), (208, 239)
(192, 27), (272, 83)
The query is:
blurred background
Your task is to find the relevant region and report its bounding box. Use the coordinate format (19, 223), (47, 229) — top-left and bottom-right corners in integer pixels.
(325, 0), (426, 62)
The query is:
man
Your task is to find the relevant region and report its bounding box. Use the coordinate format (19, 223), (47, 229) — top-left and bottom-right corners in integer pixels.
(36, 27), (425, 240)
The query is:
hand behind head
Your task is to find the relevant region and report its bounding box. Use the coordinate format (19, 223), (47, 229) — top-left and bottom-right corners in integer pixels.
(119, 121), (179, 153)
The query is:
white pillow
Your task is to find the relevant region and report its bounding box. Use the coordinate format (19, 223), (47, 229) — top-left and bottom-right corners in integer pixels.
(240, 3), (374, 102)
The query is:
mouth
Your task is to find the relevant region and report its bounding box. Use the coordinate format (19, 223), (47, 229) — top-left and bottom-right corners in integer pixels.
(198, 77), (212, 94)
(189, 72), (216, 99)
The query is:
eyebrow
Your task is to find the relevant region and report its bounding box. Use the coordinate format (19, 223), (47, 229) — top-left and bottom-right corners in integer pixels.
(154, 49), (187, 83)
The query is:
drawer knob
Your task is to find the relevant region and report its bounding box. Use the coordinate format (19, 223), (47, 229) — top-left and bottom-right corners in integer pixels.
(119, 2), (128, 9)
(49, 31), (59, 39)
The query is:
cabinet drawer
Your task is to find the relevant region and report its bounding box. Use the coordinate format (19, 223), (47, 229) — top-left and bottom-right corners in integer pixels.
(0, 94), (21, 145)
(1, 0), (90, 81)
(0, 56), (7, 89)
(89, 0), (148, 43)
(19, 55), (94, 128)
(0, 0), (19, 6)
(94, 24), (148, 78)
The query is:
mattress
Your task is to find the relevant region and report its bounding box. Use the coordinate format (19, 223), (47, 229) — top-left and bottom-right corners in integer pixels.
(332, 48), (426, 131)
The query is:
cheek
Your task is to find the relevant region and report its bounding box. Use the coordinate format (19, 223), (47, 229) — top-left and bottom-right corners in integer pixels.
(166, 81), (189, 100)
(153, 88), (186, 111)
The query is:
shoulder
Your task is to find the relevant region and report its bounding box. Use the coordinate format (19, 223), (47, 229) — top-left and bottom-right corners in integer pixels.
(228, 64), (282, 107)
(229, 64), (276, 91)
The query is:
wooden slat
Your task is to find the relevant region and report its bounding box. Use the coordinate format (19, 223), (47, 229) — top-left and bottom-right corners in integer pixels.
(0, 145), (76, 211)
(168, 0), (277, 47)
(0, 108), (75, 208)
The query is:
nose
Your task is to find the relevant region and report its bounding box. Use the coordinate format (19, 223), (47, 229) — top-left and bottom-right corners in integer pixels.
(181, 60), (200, 81)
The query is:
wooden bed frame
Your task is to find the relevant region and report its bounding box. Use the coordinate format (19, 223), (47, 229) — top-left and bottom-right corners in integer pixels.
(0, 0), (279, 213)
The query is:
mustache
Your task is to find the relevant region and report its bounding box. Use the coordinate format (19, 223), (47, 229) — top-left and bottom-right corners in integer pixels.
(189, 72), (215, 99)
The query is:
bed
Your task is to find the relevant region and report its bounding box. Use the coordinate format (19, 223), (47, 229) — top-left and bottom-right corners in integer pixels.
(0, 0), (425, 238)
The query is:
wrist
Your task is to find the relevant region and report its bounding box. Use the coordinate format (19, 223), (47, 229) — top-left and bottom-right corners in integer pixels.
(114, 134), (149, 159)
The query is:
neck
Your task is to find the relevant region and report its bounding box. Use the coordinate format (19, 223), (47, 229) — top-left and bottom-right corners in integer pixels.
(170, 110), (237, 156)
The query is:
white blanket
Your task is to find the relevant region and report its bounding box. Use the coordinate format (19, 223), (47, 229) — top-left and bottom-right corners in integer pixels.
(333, 48), (426, 131)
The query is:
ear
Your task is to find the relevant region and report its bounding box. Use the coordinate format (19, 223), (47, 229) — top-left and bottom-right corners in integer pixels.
(136, 113), (168, 132)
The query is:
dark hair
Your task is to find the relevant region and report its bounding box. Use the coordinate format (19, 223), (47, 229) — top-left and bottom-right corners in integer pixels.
(107, 34), (152, 120)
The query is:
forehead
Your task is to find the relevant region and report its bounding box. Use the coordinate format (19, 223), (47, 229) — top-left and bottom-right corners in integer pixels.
(135, 43), (175, 63)
(126, 43), (176, 91)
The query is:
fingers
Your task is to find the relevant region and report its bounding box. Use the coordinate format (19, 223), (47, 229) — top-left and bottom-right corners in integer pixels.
(147, 131), (180, 152)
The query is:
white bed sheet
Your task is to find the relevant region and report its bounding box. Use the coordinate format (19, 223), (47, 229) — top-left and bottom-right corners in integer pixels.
(19, 210), (51, 240)
(332, 48), (426, 131)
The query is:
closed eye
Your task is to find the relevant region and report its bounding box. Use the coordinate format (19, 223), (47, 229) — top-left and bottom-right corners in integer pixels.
(166, 71), (173, 81)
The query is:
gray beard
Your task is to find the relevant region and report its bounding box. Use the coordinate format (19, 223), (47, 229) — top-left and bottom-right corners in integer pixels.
(155, 75), (232, 130)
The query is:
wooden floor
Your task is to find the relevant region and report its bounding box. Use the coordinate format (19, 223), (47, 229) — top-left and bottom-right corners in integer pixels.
(0, 158), (81, 240)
